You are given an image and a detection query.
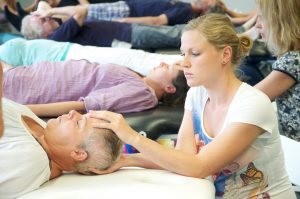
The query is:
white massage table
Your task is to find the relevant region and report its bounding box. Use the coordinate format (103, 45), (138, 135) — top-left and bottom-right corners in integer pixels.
(18, 168), (215, 199)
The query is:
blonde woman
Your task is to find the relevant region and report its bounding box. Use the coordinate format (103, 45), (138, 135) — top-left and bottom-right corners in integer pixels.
(89, 14), (295, 198)
(255, 0), (300, 141)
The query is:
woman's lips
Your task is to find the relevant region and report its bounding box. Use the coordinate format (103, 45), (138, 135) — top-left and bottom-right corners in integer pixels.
(184, 72), (193, 78)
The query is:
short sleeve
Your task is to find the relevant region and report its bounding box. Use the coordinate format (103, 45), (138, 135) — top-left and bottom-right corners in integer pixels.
(184, 87), (207, 112)
(229, 86), (277, 137)
(272, 51), (300, 83)
(184, 88), (193, 111)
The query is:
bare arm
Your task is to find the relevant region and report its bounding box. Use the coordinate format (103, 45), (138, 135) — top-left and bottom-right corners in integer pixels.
(89, 110), (263, 178)
(115, 14), (168, 26)
(78, 0), (90, 4)
(217, 1), (255, 18)
(33, 4), (88, 26)
(255, 71), (296, 101)
(27, 101), (85, 117)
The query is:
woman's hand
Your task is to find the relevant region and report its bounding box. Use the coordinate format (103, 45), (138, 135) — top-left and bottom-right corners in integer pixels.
(89, 154), (128, 175)
(31, 9), (53, 19)
(87, 110), (140, 145)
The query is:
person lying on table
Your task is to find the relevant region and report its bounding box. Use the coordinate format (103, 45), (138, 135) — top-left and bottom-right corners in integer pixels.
(2, 59), (189, 117)
(0, 38), (181, 76)
(0, 98), (123, 198)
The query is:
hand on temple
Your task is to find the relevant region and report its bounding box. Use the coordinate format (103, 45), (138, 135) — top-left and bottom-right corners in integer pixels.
(87, 110), (139, 145)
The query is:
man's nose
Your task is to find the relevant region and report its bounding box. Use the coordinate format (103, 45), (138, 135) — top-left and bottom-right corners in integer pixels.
(68, 110), (80, 120)
(159, 62), (168, 68)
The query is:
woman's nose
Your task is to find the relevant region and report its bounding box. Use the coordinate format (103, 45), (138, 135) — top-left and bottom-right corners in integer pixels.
(181, 58), (191, 68)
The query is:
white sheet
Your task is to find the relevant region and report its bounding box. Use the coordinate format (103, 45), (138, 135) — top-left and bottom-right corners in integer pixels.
(66, 44), (181, 76)
(18, 168), (215, 199)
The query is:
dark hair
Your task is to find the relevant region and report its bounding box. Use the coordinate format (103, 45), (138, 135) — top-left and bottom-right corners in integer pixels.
(160, 70), (189, 106)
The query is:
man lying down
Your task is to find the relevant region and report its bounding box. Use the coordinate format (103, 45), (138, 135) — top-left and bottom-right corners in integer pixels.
(2, 59), (188, 117)
(0, 98), (123, 199)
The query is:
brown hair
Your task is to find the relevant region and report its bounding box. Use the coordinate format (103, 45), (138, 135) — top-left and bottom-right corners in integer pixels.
(160, 70), (189, 106)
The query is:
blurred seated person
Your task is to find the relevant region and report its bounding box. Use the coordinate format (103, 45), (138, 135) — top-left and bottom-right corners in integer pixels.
(0, 98), (123, 198)
(2, 59), (188, 117)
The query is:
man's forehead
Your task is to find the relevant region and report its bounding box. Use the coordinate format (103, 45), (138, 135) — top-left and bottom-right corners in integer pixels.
(83, 114), (107, 124)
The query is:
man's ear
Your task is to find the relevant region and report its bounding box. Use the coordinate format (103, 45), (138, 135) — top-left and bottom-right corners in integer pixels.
(164, 85), (176, 94)
(70, 148), (88, 162)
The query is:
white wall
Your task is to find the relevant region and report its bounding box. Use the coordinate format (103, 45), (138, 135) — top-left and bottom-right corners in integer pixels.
(222, 0), (256, 13)
(179, 0), (256, 13)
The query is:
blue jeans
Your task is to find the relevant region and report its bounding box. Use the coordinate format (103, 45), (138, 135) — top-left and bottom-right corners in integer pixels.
(131, 23), (184, 49)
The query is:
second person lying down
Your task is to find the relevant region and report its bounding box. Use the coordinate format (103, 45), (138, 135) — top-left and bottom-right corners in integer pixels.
(3, 59), (189, 117)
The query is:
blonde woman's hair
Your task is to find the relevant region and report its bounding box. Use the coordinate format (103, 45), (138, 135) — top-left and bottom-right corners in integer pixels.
(21, 15), (45, 39)
(184, 13), (253, 68)
(256, 0), (300, 56)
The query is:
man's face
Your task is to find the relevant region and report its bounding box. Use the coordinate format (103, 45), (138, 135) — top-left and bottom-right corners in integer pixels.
(194, 0), (216, 13)
(31, 15), (59, 37)
(45, 111), (99, 150)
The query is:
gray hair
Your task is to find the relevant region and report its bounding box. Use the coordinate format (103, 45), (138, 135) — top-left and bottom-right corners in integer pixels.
(75, 127), (123, 174)
(21, 15), (45, 39)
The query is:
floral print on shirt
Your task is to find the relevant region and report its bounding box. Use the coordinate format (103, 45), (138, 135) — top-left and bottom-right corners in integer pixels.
(272, 51), (300, 141)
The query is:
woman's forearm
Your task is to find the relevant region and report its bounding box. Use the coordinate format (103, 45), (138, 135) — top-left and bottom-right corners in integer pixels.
(27, 101), (85, 117)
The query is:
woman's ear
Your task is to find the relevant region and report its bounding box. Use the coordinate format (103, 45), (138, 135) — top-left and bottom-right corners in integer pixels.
(164, 85), (176, 94)
(222, 46), (232, 65)
(70, 149), (88, 162)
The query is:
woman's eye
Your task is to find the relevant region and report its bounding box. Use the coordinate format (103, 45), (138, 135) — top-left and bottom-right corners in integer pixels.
(192, 53), (200, 56)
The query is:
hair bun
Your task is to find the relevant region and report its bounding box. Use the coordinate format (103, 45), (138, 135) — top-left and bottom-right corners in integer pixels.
(238, 35), (253, 56)
(239, 35), (253, 48)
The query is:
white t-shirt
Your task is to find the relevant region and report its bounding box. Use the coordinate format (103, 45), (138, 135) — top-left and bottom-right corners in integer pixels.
(66, 44), (181, 76)
(0, 99), (51, 199)
(185, 83), (295, 198)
